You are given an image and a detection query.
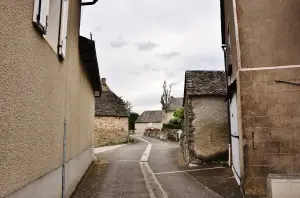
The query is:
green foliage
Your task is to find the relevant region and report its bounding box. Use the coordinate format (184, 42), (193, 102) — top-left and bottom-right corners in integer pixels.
(173, 108), (184, 122)
(162, 123), (181, 130)
(120, 97), (133, 114)
(169, 118), (180, 126)
(160, 80), (172, 112)
(128, 112), (139, 130)
(166, 108), (184, 129)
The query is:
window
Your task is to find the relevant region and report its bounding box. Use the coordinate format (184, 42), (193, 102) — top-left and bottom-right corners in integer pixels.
(33, 0), (69, 60)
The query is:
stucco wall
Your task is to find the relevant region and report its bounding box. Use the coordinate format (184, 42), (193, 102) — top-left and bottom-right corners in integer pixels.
(94, 116), (128, 147)
(237, 0), (300, 68)
(163, 111), (174, 123)
(0, 0), (95, 197)
(182, 96), (229, 162)
(135, 123), (163, 133)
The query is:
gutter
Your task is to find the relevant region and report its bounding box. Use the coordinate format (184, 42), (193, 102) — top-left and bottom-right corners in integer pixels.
(81, 0), (98, 6)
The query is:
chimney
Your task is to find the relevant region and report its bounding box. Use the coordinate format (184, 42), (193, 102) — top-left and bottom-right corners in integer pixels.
(101, 78), (106, 85)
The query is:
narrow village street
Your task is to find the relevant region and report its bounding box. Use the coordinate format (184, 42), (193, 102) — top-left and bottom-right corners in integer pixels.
(71, 135), (240, 198)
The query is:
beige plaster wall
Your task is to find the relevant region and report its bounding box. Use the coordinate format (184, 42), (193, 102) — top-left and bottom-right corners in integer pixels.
(0, 0), (95, 197)
(163, 111), (174, 124)
(94, 116), (128, 147)
(7, 147), (93, 198)
(191, 96), (229, 161)
(239, 67), (300, 197)
(64, 0), (95, 161)
(237, 0), (300, 68)
(135, 123), (163, 133)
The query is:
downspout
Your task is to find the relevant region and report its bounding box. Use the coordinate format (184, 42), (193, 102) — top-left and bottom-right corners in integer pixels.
(58, 0), (66, 197)
(222, 44), (232, 167)
(81, 0), (98, 6)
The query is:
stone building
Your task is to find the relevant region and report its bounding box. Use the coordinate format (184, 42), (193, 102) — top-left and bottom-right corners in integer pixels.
(0, 0), (100, 197)
(164, 96), (184, 123)
(182, 70), (229, 163)
(135, 110), (165, 133)
(221, 0), (300, 197)
(94, 78), (129, 147)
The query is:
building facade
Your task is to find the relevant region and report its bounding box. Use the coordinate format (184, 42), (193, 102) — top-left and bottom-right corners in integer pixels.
(163, 97), (184, 123)
(135, 110), (165, 133)
(0, 1), (100, 197)
(182, 71), (229, 163)
(221, 0), (300, 197)
(94, 78), (129, 147)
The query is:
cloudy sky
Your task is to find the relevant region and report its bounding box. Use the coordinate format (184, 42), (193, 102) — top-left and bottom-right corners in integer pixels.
(80, 0), (224, 114)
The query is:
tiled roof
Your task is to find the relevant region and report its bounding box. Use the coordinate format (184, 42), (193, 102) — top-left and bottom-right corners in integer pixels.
(169, 97), (183, 111)
(135, 110), (165, 123)
(184, 70), (226, 96)
(95, 79), (128, 117)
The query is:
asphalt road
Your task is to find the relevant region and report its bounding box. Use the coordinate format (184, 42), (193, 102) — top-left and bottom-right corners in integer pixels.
(72, 135), (222, 198)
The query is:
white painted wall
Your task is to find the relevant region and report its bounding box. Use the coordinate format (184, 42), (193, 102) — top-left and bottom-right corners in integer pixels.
(135, 123), (163, 133)
(163, 111), (174, 123)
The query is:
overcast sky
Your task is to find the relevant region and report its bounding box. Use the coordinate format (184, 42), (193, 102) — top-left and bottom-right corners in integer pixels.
(80, 0), (224, 114)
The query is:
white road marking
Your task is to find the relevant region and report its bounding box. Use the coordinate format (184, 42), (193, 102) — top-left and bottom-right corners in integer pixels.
(154, 167), (225, 175)
(99, 160), (139, 164)
(138, 137), (168, 198)
(138, 137), (153, 162)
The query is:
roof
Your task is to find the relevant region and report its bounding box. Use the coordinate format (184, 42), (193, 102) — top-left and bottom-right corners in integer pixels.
(184, 70), (226, 96)
(135, 110), (165, 123)
(79, 36), (101, 92)
(169, 97), (183, 111)
(95, 79), (128, 117)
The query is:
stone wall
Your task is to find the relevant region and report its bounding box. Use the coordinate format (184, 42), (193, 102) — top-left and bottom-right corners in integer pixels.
(94, 116), (128, 147)
(145, 129), (180, 142)
(182, 95), (193, 162)
(182, 96), (229, 163)
(239, 68), (300, 197)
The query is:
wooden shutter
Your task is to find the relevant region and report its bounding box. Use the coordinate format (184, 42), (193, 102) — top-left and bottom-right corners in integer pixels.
(33, 0), (50, 34)
(58, 0), (69, 59)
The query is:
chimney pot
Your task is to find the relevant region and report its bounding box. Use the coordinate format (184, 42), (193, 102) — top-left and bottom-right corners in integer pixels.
(101, 78), (106, 85)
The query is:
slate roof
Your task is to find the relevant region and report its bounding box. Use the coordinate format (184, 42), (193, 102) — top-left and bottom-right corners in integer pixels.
(169, 97), (183, 111)
(184, 70), (226, 96)
(79, 36), (101, 92)
(95, 80), (128, 117)
(135, 110), (165, 123)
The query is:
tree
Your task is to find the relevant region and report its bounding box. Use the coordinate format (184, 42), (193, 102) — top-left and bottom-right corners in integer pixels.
(120, 97), (133, 114)
(124, 100), (133, 114)
(160, 80), (172, 113)
(128, 112), (139, 130)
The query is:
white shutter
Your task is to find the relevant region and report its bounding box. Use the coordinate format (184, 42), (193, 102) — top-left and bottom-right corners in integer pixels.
(58, 0), (69, 59)
(33, 0), (50, 33)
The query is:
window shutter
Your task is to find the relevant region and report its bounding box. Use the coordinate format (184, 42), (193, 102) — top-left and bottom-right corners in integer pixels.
(58, 0), (69, 59)
(33, 0), (50, 34)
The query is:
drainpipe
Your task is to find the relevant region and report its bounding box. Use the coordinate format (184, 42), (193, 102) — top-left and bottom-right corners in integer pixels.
(222, 44), (232, 167)
(81, 0), (98, 6)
